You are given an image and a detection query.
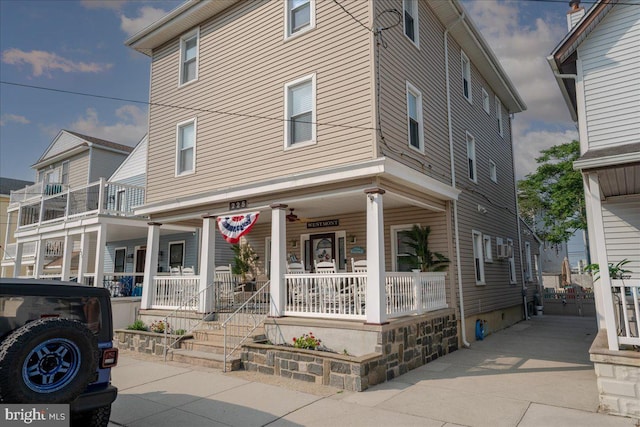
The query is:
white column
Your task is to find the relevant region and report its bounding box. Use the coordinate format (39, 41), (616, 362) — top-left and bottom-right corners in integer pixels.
(94, 224), (106, 288)
(33, 238), (45, 279)
(365, 188), (387, 325)
(270, 204), (287, 317)
(587, 173), (618, 350)
(61, 234), (73, 281)
(141, 222), (161, 310)
(77, 232), (89, 285)
(13, 242), (24, 278)
(199, 216), (216, 313)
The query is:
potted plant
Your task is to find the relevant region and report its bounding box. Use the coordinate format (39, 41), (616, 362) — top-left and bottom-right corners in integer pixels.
(399, 225), (450, 272)
(585, 258), (631, 282)
(232, 243), (259, 290)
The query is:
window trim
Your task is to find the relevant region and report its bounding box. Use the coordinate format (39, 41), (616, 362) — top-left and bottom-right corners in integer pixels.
(175, 117), (197, 177)
(391, 224), (416, 272)
(168, 240), (186, 269)
(483, 235), (493, 263)
(402, 0), (419, 48)
(495, 96), (504, 137)
(472, 230), (485, 285)
(525, 241), (533, 282)
(406, 81), (424, 153)
(466, 131), (476, 183)
(178, 28), (199, 87)
(284, 73), (317, 150)
(461, 51), (472, 103)
(482, 88), (490, 114)
(489, 159), (497, 183)
(284, 0), (316, 40)
(114, 247), (127, 273)
(507, 238), (517, 284)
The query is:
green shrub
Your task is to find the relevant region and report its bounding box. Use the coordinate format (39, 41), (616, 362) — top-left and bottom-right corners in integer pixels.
(127, 319), (148, 331)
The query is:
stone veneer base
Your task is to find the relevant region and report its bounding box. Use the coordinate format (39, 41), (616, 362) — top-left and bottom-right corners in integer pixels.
(114, 329), (186, 356)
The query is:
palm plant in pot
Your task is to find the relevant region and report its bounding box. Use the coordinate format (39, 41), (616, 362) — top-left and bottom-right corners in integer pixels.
(232, 243), (259, 290)
(399, 225), (450, 272)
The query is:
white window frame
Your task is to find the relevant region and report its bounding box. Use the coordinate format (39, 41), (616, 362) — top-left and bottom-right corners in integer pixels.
(178, 28), (199, 87)
(495, 96), (504, 137)
(61, 161), (69, 185)
(402, 0), (419, 47)
(466, 132), (476, 183)
(472, 230), (485, 285)
(284, 73), (316, 149)
(391, 224), (415, 272)
(175, 118), (197, 177)
(483, 235), (493, 262)
(168, 240), (185, 269)
(507, 238), (516, 284)
(482, 88), (490, 114)
(525, 241), (532, 282)
(461, 51), (472, 103)
(284, 0), (316, 40)
(489, 160), (497, 183)
(406, 81), (424, 153)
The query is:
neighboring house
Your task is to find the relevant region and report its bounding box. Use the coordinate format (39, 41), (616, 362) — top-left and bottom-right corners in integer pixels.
(125, 0), (530, 364)
(548, 0), (640, 418)
(0, 177), (34, 278)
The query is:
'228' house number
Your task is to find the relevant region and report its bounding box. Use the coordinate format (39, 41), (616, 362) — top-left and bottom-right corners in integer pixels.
(229, 200), (247, 210)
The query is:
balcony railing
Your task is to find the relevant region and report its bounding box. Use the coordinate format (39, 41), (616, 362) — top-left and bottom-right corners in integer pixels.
(13, 178), (145, 228)
(1, 242), (37, 262)
(612, 279), (640, 347)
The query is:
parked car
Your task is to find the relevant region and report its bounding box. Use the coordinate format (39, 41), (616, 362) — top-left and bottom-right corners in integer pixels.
(0, 279), (118, 426)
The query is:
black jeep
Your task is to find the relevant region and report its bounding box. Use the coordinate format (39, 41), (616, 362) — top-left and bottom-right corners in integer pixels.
(0, 279), (118, 426)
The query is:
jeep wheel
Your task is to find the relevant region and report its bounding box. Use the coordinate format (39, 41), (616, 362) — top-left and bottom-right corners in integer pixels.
(0, 318), (98, 403)
(72, 404), (111, 427)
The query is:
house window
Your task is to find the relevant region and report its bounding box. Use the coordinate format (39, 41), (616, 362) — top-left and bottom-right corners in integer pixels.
(169, 241), (185, 268)
(61, 161), (69, 185)
(285, 74), (316, 148)
(403, 0), (419, 46)
(472, 230), (485, 284)
(176, 118), (196, 176)
(179, 29), (199, 85)
(461, 51), (472, 103)
(483, 235), (493, 262)
(406, 82), (423, 152)
(114, 248), (126, 273)
(525, 241), (532, 282)
(507, 238), (516, 284)
(489, 160), (497, 183)
(286, 0), (315, 38)
(482, 88), (490, 114)
(391, 225), (414, 272)
(496, 96), (504, 137)
(466, 132), (476, 182)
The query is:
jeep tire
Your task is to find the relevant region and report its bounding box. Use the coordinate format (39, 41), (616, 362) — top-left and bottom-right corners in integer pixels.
(72, 404), (111, 427)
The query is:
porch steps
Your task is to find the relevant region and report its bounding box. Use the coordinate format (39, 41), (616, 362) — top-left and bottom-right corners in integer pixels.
(171, 349), (241, 371)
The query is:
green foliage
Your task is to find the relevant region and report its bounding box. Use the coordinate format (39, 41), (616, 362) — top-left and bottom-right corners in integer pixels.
(149, 320), (171, 334)
(585, 259), (632, 281)
(398, 225), (450, 272)
(518, 140), (586, 244)
(174, 329), (186, 336)
(126, 319), (148, 331)
(292, 332), (322, 350)
(232, 243), (259, 282)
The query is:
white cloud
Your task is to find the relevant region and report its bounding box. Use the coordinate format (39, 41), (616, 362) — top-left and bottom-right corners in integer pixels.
(1, 48), (112, 78)
(66, 106), (147, 146)
(120, 6), (168, 37)
(0, 114), (30, 126)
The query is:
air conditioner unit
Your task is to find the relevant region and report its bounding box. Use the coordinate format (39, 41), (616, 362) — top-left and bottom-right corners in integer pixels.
(497, 244), (513, 259)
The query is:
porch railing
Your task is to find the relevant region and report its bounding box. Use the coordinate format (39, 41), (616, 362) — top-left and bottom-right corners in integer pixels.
(611, 279), (640, 347)
(386, 272), (448, 318)
(152, 275), (200, 310)
(1, 242), (37, 261)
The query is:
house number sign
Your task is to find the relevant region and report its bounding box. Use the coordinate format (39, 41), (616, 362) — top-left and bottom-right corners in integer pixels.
(229, 200), (247, 210)
(306, 219), (339, 229)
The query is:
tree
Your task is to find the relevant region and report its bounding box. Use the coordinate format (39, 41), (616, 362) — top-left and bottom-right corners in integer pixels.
(518, 140), (586, 244)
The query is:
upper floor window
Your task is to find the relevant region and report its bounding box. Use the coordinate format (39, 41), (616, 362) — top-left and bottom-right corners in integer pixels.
(61, 161), (69, 185)
(472, 230), (485, 285)
(483, 235), (493, 262)
(466, 132), (476, 182)
(482, 88), (490, 114)
(461, 51), (472, 103)
(286, 0), (315, 39)
(406, 81), (424, 152)
(495, 96), (504, 137)
(179, 29), (199, 86)
(489, 159), (497, 183)
(176, 118), (196, 176)
(403, 0), (419, 46)
(285, 74), (316, 148)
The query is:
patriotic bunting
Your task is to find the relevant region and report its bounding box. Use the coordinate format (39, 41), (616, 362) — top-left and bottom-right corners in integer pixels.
(217, 212), (260, 243)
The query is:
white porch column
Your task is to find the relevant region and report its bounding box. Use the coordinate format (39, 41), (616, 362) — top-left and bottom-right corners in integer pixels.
(587, 173), (618, 350)
(141, 222), (161, 310)
(61, 234), (73, 281)
(13, 242), (24, 278)
(77, 232), (89, 285)
(93, 224), (106, 288)
(270, 203), (287, 317)
(365, 188), (387, 325)
(33, 238), (46, 279)
(198, 216), (216, 313)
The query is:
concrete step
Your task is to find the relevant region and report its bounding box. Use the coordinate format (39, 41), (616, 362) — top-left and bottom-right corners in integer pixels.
(170, 349), (240, 371)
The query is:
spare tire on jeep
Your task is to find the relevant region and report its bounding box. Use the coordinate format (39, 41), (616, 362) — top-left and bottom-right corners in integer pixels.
(0, 317), (98, 404)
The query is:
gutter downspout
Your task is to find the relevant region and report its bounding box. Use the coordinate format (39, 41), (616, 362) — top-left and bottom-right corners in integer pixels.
(444, 10), (470, 348)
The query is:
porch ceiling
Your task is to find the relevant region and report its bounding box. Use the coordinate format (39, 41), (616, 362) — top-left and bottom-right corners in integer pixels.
(597, 164), (640, 199)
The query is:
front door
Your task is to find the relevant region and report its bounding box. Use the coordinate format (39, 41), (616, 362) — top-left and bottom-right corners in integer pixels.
(134, 246), (146, 285)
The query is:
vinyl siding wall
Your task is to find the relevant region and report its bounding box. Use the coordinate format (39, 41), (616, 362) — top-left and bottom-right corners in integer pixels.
(146, 0), (375, 204)
(89, 149), (129, 183)
(580, 2), (640, 150)
(602, 197), (640, 280)
(36, 151), (90, 189)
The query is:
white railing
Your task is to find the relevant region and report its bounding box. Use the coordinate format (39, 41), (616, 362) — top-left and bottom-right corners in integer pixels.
(2, 242), (37, 261)
(152, 276), (200, 310)
(9, 182), (44, 204)
(611, 279), (640, 347)
(386, 272), (448, 318)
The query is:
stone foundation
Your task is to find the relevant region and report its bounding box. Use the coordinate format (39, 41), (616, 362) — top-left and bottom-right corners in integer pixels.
(114, 329), (183, 356)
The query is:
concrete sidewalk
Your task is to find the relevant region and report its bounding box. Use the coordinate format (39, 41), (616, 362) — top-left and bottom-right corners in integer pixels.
(109, 315), (638, 426)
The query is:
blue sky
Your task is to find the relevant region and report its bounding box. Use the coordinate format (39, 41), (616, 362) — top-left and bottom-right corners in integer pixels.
(1, 0), (582, 182)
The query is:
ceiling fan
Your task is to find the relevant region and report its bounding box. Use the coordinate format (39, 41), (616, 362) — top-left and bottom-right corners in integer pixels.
(286, 208), (312, 223)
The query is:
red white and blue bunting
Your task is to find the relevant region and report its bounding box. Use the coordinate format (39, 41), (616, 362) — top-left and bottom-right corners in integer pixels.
(217, 212), (260, 244)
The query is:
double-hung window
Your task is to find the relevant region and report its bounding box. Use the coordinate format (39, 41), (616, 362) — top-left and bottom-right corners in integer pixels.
(176, 118), (196, 176)
(286, 0), (315, 38)
(507, 238), (516, 284)
(482, 88), (490, 114)
(179, 29), (199, 85)
(472, 231), (485, 284)
(496, 96), (504, 137)
(489, 160), (497, 183)
(114, 248), (126, 273)
(525, 242), (532, 282)
(391, 225), (414, 272)
(403, 0), (419, 46)
(406, 82), (423, 152)
(285, 74), (316, 148)
(483, 235), (493, 262)
(169, 241), (185, 269)
(461, 51), (472, 103)
(466, 132), (476, 182)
